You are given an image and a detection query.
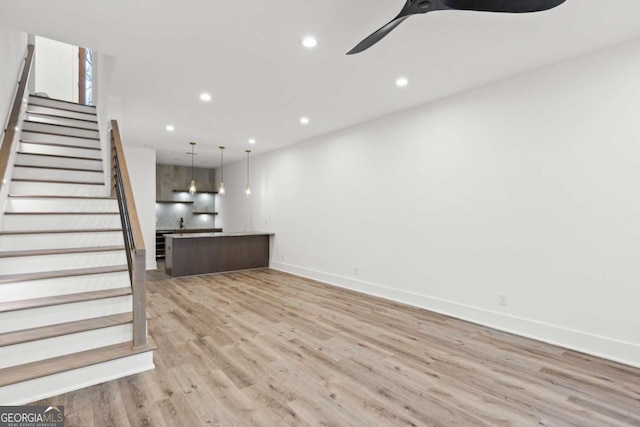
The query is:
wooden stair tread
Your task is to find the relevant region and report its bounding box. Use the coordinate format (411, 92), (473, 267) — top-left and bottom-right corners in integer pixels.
(4, 212), (119, 215)
(0, 228), (121, 236)
(29, 95), (97, 108)
(0, 246), (125, 258)
(0, 313), (133, 348)
(16, 151), (102, 161)
(23, 120), (99, 132)
(0, 287), (132, 313)
(0, 265), (128, 285)
(8, 194), (115, 200)
(20, 139), (101, 151)
(17, 129), (99, 141)
(0, 336), (155, 388)
(25, 110), (98, 123)
(14, 164), (103, 173)
(26, 104), (97, 117)
(12, 178), (104, 185)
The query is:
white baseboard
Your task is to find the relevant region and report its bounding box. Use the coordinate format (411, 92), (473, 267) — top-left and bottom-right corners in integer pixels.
(270, 261), (640, 369)
(0, 351), (155, 405)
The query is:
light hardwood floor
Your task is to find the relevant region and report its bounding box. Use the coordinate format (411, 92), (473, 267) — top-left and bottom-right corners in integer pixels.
(36, 267), (640, 426)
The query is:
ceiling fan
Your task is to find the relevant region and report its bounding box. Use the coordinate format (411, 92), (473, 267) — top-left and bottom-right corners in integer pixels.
(347, 0), (567, 55)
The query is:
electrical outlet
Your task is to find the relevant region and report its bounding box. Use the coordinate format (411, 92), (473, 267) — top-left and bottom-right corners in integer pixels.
(499, 294), (508, 306)
(354, 267), (359, 276)
(281, 252), (285, 261)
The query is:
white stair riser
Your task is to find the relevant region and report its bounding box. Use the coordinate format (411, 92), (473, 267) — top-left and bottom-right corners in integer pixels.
(22, 122), (99, 139)
(2, 214), (120, 231)
(10, 181), (109, 197)
(25, 113), (98, 130)
(13, 167), (104, 183)
(15, 153), (103, 171)
(0, 324), (132, 369)
(27, 105), (98, 122)
(0, 251), (127, 275)
(20, 141), (102, 160)
(0, 351), (154, 405)
(0, 271), (130, 303)
(0, 295), (132, 333)
(0, 232), (124, 251)
(20, 131), (101, 149)
(5, 198), (118, 213)
(29, 97), (97, 115)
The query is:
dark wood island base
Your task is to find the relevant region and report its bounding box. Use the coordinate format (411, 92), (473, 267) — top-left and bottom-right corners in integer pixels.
(165, 232), (274, 277)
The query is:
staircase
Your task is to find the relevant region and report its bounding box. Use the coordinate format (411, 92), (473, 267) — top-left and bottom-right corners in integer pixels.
(0, 95), (155, 405)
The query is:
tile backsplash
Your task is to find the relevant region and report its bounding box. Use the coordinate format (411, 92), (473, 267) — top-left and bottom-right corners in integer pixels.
(156, 164), (218, 230)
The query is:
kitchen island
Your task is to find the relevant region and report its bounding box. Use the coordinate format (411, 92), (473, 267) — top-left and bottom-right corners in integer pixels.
(164, 231), (274, 277)
(156, 228), (222, 259)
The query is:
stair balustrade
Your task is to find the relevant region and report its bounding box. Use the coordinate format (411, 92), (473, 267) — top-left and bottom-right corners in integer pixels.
(110, 120), (147, 348)
(0, 44), (34, 194)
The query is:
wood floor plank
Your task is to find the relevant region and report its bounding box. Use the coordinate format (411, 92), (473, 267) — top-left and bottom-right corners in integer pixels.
(33, 267), (640, 426)
(119, 375), (157, 427)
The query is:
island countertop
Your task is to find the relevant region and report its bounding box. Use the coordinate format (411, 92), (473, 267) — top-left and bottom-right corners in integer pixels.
(166, 231), (274, 239)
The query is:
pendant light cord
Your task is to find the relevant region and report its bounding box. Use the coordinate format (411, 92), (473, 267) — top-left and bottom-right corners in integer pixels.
(246, 150), (251, 186)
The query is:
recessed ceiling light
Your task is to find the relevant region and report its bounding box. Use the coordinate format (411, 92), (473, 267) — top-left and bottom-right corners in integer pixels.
(300, 116), (310, 125)
(248, 138), (256, 145)
(166, 125), (175, 132)
(396, 77), (409, 88)
(200, 92), (212, 102)
(302, 36), (317, 49)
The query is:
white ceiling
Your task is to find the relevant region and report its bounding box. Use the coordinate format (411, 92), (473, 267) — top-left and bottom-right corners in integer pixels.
(2, 0), (640, 166)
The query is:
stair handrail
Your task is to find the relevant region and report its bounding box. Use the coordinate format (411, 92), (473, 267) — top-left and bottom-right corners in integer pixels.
(110, 119), (147, 348)
(0, 44), (35, 194)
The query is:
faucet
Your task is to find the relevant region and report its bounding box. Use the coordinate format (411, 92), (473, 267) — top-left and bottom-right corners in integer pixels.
(180, 217), (185, 230)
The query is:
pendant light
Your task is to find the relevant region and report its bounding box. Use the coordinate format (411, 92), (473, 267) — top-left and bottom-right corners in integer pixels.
(188, 142), (197, 195)
(245, 149), (252, 197)
(218, 146), (226, 195)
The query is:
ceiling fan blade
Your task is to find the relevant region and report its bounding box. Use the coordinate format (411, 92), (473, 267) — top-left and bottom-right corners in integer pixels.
(441, 0), (566, 13)
(347, 0), (442, 54)
(347, 16), (410, 55)
(346, 0), (565, 55)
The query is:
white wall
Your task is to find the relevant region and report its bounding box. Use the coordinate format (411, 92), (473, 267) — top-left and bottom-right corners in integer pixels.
(0, 26), (28, 143)
(89, 49), (156, 269)
(34, 36), (78, 102)
(123, 146), (157, 270)
(217, 40), (640, 367)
